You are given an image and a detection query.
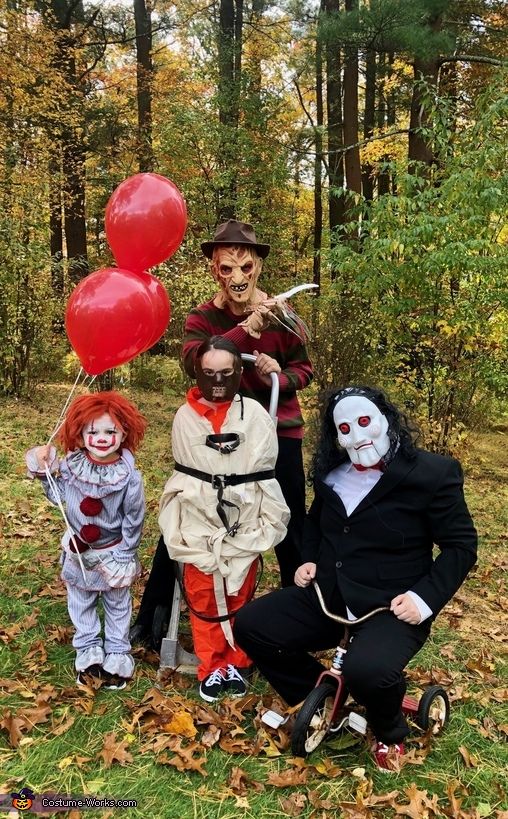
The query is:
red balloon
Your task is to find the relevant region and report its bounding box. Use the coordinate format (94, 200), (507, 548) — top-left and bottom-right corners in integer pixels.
(138, 272), (171, 352)
(65, 268), (157, 375)
(105, 173), (187, 273)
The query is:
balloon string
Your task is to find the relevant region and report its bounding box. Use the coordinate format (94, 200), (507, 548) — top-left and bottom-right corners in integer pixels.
(44, 364), (97, 587)
(47, 369), (97, 445)
(47, 367), (84, 445)
(44, 464), (88, 585)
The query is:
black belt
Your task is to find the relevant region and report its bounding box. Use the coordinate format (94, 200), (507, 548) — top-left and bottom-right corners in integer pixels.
(174, 463), (275, 536)
(174, 463), (275, 487)
(205, 433), (240, 453)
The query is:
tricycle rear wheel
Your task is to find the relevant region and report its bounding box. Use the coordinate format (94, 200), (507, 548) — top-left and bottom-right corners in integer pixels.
(416, 685), (450, 734)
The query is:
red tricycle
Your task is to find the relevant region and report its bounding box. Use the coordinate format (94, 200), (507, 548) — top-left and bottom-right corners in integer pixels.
(290, 581), (450, 757)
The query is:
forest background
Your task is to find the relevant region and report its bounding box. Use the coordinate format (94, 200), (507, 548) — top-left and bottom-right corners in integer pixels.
(0, 2), (508, 818)
(0, 0), (507, 453)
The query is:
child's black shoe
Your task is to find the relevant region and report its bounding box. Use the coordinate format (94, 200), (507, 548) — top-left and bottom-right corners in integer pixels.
(76, 664), (104, 687)
(102, 671), (128, 690)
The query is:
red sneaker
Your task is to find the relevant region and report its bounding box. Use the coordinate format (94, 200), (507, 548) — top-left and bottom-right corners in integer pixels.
(372, 740), (405, 772)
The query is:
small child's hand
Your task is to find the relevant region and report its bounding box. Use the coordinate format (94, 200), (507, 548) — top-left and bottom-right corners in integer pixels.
(390, 593), (421, 625)
(294, 562), (316, 588)
(25, 445), (58, 475)
(34, 445), (55, 471)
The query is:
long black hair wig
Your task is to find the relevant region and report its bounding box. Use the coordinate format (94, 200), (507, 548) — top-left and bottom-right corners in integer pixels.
(308, 385), (420, 483)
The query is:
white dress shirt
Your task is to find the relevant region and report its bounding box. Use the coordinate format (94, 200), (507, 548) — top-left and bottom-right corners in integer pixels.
(324, 462), (432, 623)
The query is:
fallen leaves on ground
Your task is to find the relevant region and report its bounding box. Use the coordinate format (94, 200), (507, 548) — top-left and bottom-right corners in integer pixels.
(0, 704), (52, 747)
(158, 738), (207, 776)
(0, 610), (40, 644)
(0, 403), (506, 814)
(392, 783), (441, 818)
(97, 731), (133, 767)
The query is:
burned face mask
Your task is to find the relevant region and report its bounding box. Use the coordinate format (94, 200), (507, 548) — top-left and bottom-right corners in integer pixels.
(212, 246), (261, 310)
(195, 359), (242, 402)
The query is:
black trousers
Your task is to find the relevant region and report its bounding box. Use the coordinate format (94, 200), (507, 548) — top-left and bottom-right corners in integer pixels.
(274, 436), (306, 587)
(134, 534), (175, 629)
(233, 584), (431, 744)
(133, 435), (306, 628)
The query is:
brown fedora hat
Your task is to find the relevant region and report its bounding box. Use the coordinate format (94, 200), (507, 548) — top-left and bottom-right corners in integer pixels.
(201, 219), (270, 259)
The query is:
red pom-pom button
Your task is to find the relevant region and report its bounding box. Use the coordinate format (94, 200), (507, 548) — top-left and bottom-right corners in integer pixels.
(80, 497), (103, 516)
(80, 524), (101, 543)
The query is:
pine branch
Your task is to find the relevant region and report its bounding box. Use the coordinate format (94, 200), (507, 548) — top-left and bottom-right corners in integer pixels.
(439, 54), (507, 67)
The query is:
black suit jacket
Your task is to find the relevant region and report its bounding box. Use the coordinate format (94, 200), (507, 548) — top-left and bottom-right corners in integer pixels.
(301, 449), (477, 618)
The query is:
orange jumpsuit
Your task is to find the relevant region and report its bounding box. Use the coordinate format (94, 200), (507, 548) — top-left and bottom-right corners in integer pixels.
(159, 387), (289, 681)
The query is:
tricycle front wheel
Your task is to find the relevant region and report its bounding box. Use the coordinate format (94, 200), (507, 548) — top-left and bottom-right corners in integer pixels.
(291, 682), (338, 757)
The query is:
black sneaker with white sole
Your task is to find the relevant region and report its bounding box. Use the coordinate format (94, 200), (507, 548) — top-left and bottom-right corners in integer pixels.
(102, 672), (128, 690)
(199, 668), (227, 702)
(224, 664), (247, 697)
(76, 664), (104, 687)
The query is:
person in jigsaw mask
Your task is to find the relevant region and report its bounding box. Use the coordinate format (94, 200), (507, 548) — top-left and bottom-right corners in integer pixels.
(129, 220), (312, 649)
(234, 385), (477, 771)
(26, 392), (146, 690)
(158, 336), (289, 702)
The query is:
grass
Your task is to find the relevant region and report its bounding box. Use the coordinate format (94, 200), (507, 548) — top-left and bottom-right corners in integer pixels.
(0, 385), (507, 819)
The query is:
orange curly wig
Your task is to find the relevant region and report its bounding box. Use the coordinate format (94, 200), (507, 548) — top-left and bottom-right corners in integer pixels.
(58, 392), (147, 453)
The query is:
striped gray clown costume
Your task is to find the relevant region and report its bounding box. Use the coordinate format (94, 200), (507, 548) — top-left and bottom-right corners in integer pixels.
(26, 447), (145, 678)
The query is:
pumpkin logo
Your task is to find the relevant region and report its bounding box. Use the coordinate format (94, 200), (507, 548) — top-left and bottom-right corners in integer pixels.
(11, 787), (35, 811)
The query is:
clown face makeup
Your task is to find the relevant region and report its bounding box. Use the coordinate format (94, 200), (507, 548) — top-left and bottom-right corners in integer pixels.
(81, 412), (126, 463)
(333, 396), (390, 467)
(195, 349), (242, 403)
(212, 246), (261, 313)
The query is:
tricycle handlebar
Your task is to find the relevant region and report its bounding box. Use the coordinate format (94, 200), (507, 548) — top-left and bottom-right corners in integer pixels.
(313, 580), (389, 625)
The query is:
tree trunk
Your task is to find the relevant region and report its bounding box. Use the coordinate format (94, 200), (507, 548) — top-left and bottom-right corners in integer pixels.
(217, 0), (242, 220)
(313, 5), (324, 289)
(377, 52), (389, 196)
(362, 47), (376, 203)
(243, 0), (266, 226)
(408, 56), (440, 170)
(343, 0), (361, 204)
(323, 0), (345, 278)
(44, 1), (88, 282)
(62, 135), (88, 283)
(408, 14), (442, 173)
(49, 153), (64, 319)
(134, 0), (154, 172)
(386, 53), (396, 194)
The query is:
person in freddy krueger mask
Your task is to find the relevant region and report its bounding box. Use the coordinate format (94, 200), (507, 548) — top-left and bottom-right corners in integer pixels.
(130, 219), (313, 647)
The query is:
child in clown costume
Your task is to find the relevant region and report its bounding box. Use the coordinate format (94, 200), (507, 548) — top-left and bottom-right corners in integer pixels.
(26, 391), (146, 689)
(158, 336), (290, 702)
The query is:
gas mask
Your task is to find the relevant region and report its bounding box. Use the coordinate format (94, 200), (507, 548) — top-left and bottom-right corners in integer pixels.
(333, 395), (390, 468)
(195, 357), (242, 403)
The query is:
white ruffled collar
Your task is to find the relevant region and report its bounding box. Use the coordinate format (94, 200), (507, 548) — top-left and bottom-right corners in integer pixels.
(60, 448), (133, 495)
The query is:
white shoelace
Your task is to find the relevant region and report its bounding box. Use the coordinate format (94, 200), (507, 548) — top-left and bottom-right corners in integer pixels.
(226, 664), (244, 682)
(204, 668), (226, 687)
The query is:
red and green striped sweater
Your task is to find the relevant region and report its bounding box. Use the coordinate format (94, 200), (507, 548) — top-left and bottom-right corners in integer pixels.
(182, 298), (313, 438)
